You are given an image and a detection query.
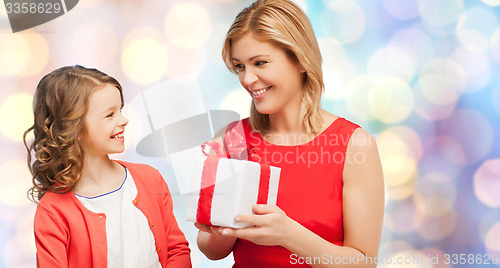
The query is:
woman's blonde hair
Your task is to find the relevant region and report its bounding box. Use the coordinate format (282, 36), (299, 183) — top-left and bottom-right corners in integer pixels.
(24, 65), (123, 202)
(222, 0), (324, 134)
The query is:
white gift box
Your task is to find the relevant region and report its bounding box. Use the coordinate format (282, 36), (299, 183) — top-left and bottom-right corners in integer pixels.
(186, 157), (281, 228)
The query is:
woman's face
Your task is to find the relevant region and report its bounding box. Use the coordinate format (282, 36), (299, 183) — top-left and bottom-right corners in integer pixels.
(231, 34), (305, 115)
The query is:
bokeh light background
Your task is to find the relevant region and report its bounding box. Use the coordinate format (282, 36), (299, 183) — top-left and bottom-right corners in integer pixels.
(1, 0), (500, 267)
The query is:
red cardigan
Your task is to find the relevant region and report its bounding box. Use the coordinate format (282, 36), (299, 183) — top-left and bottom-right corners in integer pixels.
(34, 161), (191, 267)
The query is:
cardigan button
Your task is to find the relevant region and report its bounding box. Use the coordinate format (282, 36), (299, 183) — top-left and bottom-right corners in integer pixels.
(157, 248), (161, 252)
(133, 199), (138, 205)
(151, 222), (154, 227)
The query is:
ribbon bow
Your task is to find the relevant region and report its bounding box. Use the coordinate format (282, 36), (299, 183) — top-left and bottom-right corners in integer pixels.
(196, 135), (271, 226)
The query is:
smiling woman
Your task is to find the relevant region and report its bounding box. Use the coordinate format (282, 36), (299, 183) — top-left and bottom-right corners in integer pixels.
(194, 0), (385, 267)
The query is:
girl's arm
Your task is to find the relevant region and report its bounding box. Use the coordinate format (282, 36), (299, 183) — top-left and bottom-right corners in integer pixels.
(34, 205), (69, 267)
(195, 223), (237, 260)
(221, 128), (385, 267)
(159, 175), (192, 267)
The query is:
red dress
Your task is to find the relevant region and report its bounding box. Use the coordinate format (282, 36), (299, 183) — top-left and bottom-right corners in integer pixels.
(225, 117), (360, 268)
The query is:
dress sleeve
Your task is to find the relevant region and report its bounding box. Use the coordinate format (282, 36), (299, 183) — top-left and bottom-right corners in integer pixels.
(157, 171), (192, 267)
(34, 204), (69, 268)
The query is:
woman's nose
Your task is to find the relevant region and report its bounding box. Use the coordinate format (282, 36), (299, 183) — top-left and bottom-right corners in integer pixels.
(241, 69), (258, 87)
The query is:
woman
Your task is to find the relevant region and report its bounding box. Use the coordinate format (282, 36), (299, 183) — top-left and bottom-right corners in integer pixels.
(195, 0), (384, 267)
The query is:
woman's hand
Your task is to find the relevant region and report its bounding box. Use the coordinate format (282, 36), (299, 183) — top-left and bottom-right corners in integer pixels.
(220, 204), (299, 247)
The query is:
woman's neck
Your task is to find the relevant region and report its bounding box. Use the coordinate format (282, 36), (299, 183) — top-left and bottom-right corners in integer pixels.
(268, 104), (304, 134)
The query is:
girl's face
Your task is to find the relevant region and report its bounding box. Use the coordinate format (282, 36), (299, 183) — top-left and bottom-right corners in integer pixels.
(231, 34), (305, 115)
(80, 84), (128, 157)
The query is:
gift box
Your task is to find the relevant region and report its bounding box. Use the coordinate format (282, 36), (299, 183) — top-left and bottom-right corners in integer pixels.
(186, 142), (281, 228)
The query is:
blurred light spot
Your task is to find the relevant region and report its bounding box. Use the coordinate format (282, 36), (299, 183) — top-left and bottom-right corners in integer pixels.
(319, 38), (356, 100)
(419, 143), (464, 181)
(380, 126), (423, 161)
(0, 34), (30, 77)
(378, 240), (414, 264)
(388, 249), (432, 268)
(164, 3), (212, 49)
(0, 2), (7, 18)
(485, 223), (500, 252)
(438, 109), (493, 164)
(345, 75), (377, 121)
(415, 209), (456, 241)
(378, 129), (418, 188)
(321, 0), (366, 44)
(291, 0), (308, 14)
(122, 36), (168, 85)
(0, 160), (32, 207)
(367, 46), (414, 82)
(0, 94), (33, 142)
(474, 159), (500, 208)
(390, 200), (418, 234)
(492, 27), (500, 65)
(456, 6), (499, 52)
(418, 74), (460, 105)
(78, 0), (104, 8)
(381, 214), (394, 244)
(18, 32), (49, 77)
(457, 30), (490, 51)
(417, 0), (464, 27)
(220, 89), (251, 119)
(382, 0), (419, 20)
(426, 136), (466, 166)
(389, 27), (434, 71)
(414, 173), (456, 216)
(457, 6), (499, 38)
(421, 248), (452, 268)
(388, 185), (416, 201)
(165, 47), (205, 79)
(368, 77), (414, 124)
(71, 23), (118, 68)
(479, 210), (500, 243)
(481, 0), (500, 5)
(452, 47), (490, 92)
(414, 58), (465, 121)
(493, 85), (500, 117)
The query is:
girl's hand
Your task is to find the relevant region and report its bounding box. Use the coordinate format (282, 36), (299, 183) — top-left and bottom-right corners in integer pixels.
(220, 204), (298, 247)
(194, 222), (228, 240)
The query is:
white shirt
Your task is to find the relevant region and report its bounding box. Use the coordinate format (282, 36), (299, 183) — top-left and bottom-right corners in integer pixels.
(75, 168), (161, 268)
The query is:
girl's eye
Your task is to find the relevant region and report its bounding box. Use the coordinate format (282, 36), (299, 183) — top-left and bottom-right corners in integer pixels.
(106, 112), (114, 118)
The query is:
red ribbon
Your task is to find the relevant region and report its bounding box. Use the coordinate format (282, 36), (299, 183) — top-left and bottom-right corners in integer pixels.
(196, 139), (271, 226)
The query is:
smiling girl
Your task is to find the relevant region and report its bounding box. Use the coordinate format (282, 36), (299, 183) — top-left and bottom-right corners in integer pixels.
(195, 0), (384, 267)
(24, 65), (191, 268)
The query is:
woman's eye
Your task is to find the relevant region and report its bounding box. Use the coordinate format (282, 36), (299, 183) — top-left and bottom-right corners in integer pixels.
(255, 61), (267, 67)
(234, 64), (245, 71)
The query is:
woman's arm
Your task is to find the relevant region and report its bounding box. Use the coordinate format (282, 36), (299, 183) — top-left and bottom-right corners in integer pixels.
(221, 128), (385, 267)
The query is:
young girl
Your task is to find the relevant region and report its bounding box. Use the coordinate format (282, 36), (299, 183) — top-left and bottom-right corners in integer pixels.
(24, 65), (191, 268)
(195, 0), (384, 267)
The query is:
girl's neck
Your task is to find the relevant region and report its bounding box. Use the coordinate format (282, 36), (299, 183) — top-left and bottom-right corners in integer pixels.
(73, 154), (124, 196)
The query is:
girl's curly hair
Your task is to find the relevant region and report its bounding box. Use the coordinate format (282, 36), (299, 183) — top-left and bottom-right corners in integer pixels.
(23, 65), (123, 202)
